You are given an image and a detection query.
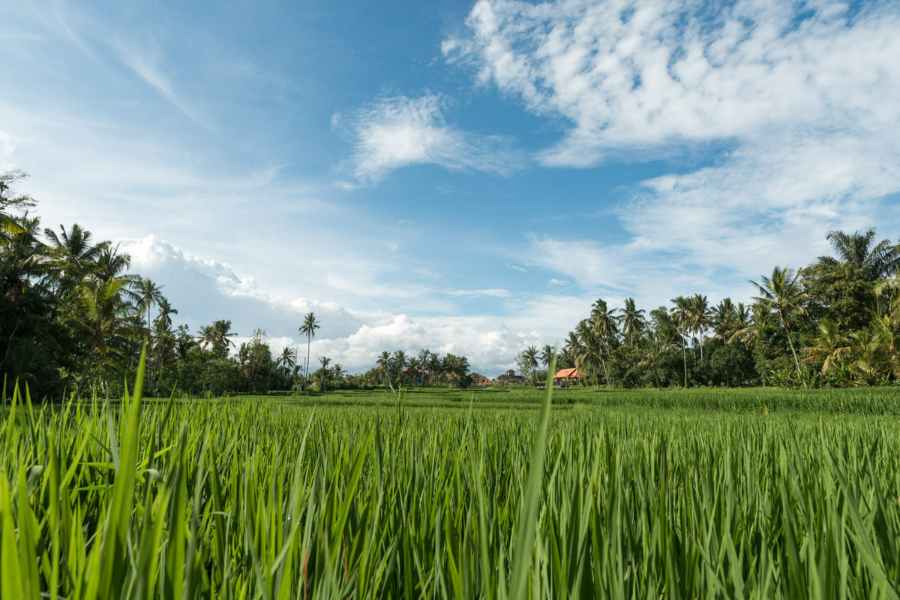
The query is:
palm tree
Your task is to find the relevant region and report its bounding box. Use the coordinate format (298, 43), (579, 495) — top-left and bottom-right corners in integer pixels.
(299, 312), (320, 386)
(688, 294), (712, 361)
(670, 296), (692, 387)
(416, 349), (432, 384)
(819, 229), (900, 280)
(751, 267), (808, 386)
(198, 320), (238, 358)
(574, 320), (603, 386)
(804, 320), (851, 378)
(561, 331), (581, 369)
(392, 350), (407, 386)
(590, 299), (619, 385)
(43, 223), (104, 291)
(377, 351), (393, 391)
(0, 171), (36, 239)
(332, 363), (345, 386)
(619, 297), (646, 346)
(277, 346), (297, 377)
(318, 355), (331, 392)
(712, 298), (737, 340)
(93, 243), (133, 284)
(540, 344), (555, 368)
(134, 277), (165, 333)
(153, 298), (178, 331)
(520, 345), (539, 385)
(76, 276), (135, 378)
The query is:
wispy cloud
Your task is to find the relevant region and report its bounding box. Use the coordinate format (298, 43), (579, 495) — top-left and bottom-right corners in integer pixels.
(339, 93), (524, 183)
(444, 288), (511, 298)
(113, 40), (211, 128)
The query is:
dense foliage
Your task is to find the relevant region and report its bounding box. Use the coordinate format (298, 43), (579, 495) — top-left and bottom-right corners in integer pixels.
(521, 231), (900, 388)
(1, 365), (899, 598)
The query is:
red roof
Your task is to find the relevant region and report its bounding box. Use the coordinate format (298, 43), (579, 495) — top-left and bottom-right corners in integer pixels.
(554, 368), (579, 379)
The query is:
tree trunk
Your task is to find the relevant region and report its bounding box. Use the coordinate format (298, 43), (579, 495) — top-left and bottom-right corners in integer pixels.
(305, 336), (311, 390)
(682, 337), (688, 388)
(780, 313), (806, 388)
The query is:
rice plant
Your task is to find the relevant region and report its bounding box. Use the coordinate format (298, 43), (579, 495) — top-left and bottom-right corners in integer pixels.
(1, 355), (899, 598)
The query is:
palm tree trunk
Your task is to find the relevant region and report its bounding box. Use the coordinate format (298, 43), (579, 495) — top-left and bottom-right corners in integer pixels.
(682, 337), (688, 388)
(305, 335), (311, 389)
(780, 315), (806, 388)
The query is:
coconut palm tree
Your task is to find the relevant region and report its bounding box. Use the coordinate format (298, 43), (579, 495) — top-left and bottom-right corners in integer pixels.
(670, 296), (693, 387)
(134, 277), (165, 333)
(712, 298), (737, 340)
(590, 299), (619, 385)
(416, 348), (432, 384)
(377, 351), (394, 391)
(392, 350), (407, 386)
(299, 312), (320, 386)
(804, 320), (851, 378)
(688, 294), (713, 361)
(751, 267), (808, 386)
(520, 345), (539, 385)
(819, 229), (900, 280)
(540, 344), (555, 368)
(561, 331), (581, 369)
(0, 171), (36, 240)
(619, 297), (646, 346)
(93, 243), (133, 284)
(574, 320), (603, 387)
(154, 298), (178, 331)
(76, 276), (135, 378)
(318, 355), (331, 392)
(43, 223), (104, 291)
(198, 320), (238, 358)
(277, 346), (297, 378)
(332, 363), (344, 386)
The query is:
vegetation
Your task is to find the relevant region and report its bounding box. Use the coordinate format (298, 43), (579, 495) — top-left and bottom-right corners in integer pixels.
(538, 230), (900, 388)
(1, 361), (899, 597)
(0, 172), (483, 399)
(3, 171), (900, 597)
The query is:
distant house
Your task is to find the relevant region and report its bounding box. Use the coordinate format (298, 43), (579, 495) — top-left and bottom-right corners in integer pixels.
(495, 369), (525, 385)
(554, 368), (580, 386)
(471, 373), (492, 386)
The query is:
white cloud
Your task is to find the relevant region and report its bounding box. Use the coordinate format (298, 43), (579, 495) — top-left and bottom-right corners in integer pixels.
(312, 313), (542, 374)
(342, 94), (523, 182)
(446, 0), (900, 164)
(449, 0), (900, 292)
(122, 236), (580, 374)
(444, 288), (511, 298)
(122, 235), (365, 340)
(113, 40), (210, 128)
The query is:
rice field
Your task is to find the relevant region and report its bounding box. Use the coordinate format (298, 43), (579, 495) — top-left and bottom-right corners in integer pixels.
(2, 359), (899, 598)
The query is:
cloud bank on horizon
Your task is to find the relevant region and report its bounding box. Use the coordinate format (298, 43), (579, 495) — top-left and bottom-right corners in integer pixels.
(2, 0), (899, 374)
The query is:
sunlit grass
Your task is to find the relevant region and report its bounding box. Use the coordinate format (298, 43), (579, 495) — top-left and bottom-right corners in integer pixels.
(1, 359), (899, 597)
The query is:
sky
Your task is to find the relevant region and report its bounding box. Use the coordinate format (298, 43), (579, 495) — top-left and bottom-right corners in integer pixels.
(2, 0), (899, 374)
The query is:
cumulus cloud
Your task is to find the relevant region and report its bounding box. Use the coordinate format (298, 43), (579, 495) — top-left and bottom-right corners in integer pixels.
(341, 94), (523, 182)
(448, 0), (900, 292)
(122, 236), (581, 374)
(312, 308), (564, 374)
(122, 235), (365, 340)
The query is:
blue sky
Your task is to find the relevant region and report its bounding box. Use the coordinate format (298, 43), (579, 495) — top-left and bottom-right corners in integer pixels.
(3, 0), (899, 373)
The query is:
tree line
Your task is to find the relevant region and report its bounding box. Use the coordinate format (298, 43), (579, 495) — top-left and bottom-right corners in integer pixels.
(518, 229), (899, 388)
(1, 172), (481, 398)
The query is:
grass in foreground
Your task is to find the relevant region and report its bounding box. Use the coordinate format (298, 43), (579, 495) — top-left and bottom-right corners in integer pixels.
(1, 364), (899, 598)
